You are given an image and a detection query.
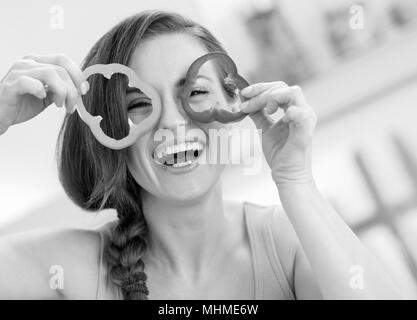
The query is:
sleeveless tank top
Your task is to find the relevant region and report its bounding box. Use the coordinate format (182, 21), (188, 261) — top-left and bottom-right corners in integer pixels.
(95, 202), (296, 300)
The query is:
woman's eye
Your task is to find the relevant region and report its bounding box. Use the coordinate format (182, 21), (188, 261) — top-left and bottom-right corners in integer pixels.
(128, 100), (152, 111)
(190, 89), (209, 97)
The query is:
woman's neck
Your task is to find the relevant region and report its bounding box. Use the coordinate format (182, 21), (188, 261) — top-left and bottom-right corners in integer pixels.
(140, 180), (228, 281)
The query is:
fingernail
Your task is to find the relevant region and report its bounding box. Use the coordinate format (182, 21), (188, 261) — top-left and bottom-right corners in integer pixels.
(80, 81), (89, 95)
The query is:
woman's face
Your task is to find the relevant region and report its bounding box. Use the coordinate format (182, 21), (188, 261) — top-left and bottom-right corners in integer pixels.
(126, 33), (231, 203)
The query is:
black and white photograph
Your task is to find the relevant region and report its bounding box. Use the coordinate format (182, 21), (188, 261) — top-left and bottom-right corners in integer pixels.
(1, 0), (417, 307)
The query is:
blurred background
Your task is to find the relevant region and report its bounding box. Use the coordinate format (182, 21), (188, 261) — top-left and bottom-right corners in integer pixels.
(1, 0), (417, 297)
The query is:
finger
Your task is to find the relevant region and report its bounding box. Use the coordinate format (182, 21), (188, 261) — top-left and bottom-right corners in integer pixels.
(240, 87), (292, 114)
(240, 81), (288, 98)
(9, 58), (38, 71)
(23, 67), (68, 108)
(265, 97), (279, 115)
(10, 75), (47, 100)
(15, 63), (79, 113)
(249, 108), (274, 132)
(282, 105), (309, 124)
(51, 64), (79, 113)
(289, 85), (308, 108)
(24, 54), (89, 95)
(63, 79), (79, 114)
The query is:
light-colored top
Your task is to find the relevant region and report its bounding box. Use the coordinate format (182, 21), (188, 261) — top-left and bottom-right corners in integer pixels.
(95, 202), (296, 300)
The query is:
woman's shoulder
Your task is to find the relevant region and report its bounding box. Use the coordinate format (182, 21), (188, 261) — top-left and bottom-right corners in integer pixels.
(225, 200), (297, 293)
(94, 219), (118, 241)
(3, 224), (106, 299)
(225, 200), (296, 256)
(241, 201), (298, 285)
(225, 199), (282, 221)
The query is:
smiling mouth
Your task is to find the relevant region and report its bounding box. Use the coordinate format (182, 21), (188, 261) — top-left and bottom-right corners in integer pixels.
(153, 141), (205, 168)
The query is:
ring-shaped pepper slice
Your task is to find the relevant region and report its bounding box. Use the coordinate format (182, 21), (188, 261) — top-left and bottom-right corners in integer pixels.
(75, 63), (162, 150)
(180, 52), (250, 124)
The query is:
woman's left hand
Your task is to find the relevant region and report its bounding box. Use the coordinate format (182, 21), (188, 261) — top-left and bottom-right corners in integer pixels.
(239, 82), (317, 187)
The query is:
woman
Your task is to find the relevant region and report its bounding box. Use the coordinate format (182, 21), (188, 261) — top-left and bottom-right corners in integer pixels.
(0, 11), (401, 299)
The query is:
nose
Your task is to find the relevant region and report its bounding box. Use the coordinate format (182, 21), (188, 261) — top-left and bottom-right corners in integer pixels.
(157, 92), (189, 130)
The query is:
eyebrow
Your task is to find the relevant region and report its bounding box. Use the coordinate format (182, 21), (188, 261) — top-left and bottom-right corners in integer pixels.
(191, 75), (214, 84)
(174, 75), (213, 87)
(125, 75), (213, 94)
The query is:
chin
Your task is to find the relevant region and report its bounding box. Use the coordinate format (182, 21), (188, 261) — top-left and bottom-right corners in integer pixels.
(156, 164), (223, 204)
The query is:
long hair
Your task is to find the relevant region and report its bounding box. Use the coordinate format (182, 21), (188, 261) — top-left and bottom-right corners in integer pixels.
(56, 10), (227, 300)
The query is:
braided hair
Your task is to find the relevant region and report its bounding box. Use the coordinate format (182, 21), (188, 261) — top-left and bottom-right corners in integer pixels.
(57, 10), (227, 299)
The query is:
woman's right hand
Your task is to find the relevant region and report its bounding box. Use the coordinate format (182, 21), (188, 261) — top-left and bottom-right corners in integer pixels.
(0, 54), (89, 135)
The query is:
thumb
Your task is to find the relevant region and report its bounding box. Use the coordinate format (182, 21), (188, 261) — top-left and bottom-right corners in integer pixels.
(249, 108), (273, 132)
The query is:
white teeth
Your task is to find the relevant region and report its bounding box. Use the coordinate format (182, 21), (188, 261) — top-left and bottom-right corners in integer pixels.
(164, 142), (202, 156)
(173, 160), (192, 168)
(156, 149), (164, 159)
(153, 141), (205, 166)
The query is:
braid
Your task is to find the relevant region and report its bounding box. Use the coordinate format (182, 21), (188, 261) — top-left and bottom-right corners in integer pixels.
(106, 205), (150, 300)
